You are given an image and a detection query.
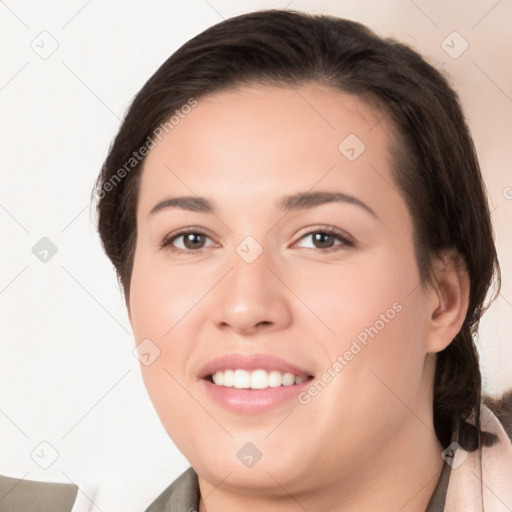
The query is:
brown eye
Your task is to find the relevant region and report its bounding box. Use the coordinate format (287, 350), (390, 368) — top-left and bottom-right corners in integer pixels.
(295, 228), (354, 251)
(161, 229), (216, 253)
(311, 232), (337, 249)
(182, 233), (207, 250)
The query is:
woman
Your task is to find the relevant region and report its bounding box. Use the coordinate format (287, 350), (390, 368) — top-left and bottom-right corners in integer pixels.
(93, 9), (512, 512)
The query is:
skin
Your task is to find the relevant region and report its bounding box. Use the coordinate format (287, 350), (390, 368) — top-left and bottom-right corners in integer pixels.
(127, 83), (469, 512)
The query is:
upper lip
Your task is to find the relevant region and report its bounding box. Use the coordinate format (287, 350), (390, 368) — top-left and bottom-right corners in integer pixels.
(198, 353), (314, 379)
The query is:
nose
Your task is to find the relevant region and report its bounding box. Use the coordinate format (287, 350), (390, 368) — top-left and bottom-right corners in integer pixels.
(212, 249), (293, 335)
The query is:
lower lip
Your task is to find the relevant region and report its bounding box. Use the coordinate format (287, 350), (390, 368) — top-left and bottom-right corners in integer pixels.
(201, 378), (313, 413)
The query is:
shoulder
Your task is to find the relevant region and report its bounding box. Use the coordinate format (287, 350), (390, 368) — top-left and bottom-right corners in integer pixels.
(0, 474), (78, 512)
(144, 467), (199, 512)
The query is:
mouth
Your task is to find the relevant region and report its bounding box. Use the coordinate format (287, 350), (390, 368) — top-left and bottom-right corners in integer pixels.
(198, 353), (315, 413)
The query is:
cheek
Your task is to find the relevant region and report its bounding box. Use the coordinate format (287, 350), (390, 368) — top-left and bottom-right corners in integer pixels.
(128, 248), (219, 376)
(129, 246), (206, 339)
(128, 252), (205, 444)
(305, 246), (428, 398)
(300, 247), (423, 351)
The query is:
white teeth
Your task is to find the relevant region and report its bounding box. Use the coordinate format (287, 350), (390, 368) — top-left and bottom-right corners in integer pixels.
(223, 369), (234, 387)
(250, 369), (268, 389)
(282, 373), (295, 386)
(268, 370), (283, 388)
(233, 369), (250, 389)
(210, 369), (309, 389)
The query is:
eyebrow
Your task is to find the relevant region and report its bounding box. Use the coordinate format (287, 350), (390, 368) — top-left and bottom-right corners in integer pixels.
(148, 191), (378, 219)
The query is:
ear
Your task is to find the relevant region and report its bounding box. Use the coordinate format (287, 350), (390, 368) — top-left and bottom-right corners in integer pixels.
(424, 250), (470, 353)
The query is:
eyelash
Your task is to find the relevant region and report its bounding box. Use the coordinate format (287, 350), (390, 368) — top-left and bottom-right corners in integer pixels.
(159, 226), (355, 255)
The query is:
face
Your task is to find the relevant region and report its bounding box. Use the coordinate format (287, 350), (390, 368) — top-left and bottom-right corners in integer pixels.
(128, 84), (439, 496)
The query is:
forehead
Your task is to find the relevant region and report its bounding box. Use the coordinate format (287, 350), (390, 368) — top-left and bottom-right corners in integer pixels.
(137, 83), (398, 216)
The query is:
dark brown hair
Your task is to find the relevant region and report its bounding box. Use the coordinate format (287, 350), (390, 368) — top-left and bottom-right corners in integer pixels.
(93, 9), (501, 447)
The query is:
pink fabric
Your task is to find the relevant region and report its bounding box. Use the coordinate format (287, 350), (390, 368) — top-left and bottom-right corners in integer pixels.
(445, 405), (512, 511)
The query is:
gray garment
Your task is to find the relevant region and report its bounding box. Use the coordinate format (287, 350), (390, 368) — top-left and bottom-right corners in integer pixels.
(144, 468), (200, 512)
(0, 474), (78, 512)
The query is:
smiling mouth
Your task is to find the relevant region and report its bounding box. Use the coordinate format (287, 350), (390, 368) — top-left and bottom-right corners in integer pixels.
(205, 369), (314, 389)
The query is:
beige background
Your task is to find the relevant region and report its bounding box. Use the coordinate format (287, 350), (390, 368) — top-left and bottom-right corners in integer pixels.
(0, 1), (510, 510)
